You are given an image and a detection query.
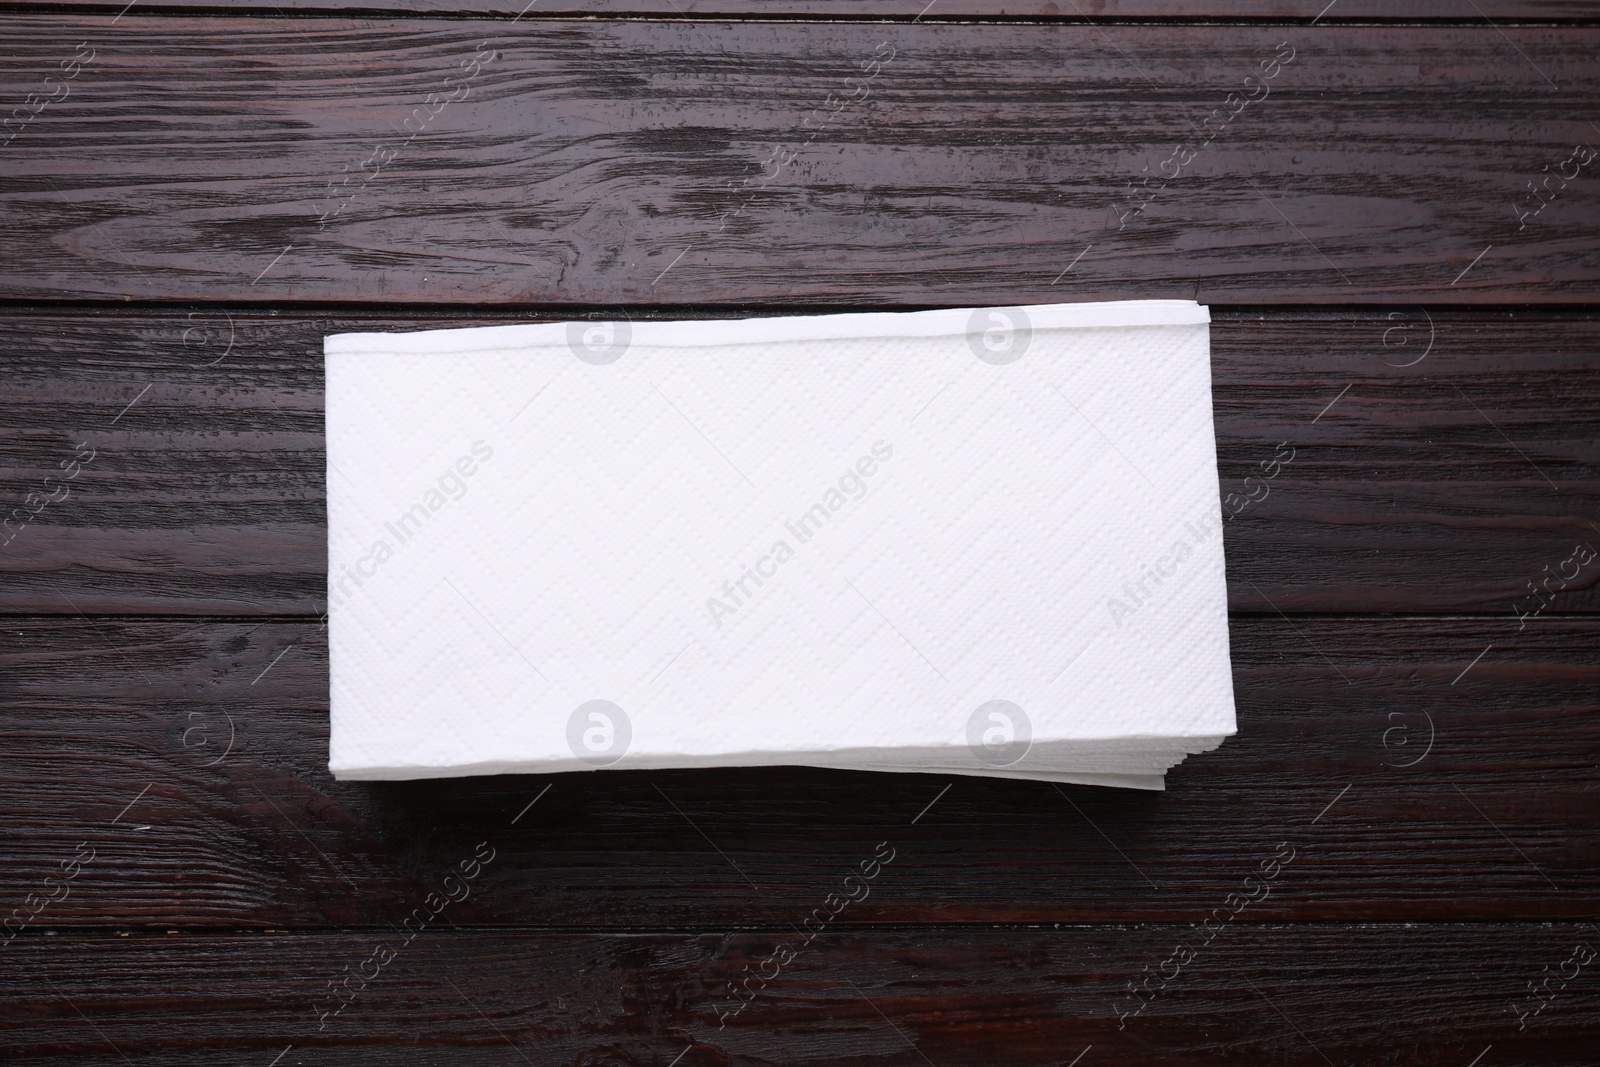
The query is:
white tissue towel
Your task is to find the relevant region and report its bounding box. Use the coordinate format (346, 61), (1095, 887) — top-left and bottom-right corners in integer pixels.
(324, 301), (1235, 789)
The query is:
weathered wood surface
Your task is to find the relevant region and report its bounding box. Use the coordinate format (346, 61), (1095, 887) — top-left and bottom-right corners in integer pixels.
(3, 19), (1599, 305)
(2, 616), (1594, 927)
(3, 0), (1595, 16)
(2, 926), (1597, 1066)
(3, 3), (1597, 1064)
(2, 309), (1595, 615)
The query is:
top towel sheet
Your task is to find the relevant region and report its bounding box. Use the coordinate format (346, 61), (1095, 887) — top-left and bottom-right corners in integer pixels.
(324, 301), (1234, 781)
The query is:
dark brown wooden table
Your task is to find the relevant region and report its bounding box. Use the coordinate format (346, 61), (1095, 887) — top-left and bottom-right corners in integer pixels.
(3, 2), (1598, 1063)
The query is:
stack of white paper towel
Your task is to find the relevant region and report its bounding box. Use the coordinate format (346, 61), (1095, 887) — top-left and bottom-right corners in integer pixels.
(324, 300), (1235, 790)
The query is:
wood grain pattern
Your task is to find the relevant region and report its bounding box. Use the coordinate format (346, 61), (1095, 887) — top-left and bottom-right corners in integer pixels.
(2, 19), (1599, 305)
(2, 4), (1597, 1062)
(2, 309), (1595, 615)
(2, 616), (1594, 927)
(4, 0), (1595, 17)
(2, 926), (1597, 1065)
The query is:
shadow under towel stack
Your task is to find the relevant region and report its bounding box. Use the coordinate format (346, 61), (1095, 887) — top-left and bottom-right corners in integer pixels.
(324, 300), (1235, 789)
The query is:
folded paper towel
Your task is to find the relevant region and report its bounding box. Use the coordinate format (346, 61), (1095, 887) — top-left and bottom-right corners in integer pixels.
(324, 300), (1234, 789)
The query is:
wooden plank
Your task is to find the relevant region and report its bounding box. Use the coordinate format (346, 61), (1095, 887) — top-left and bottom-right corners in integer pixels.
(3, 0), (1594, 18)
(2, 19), (1599, 304)
(2, 309), (1595, 615)
(1, 616), (1594, 928)
(2, 926), (1596, 1064)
